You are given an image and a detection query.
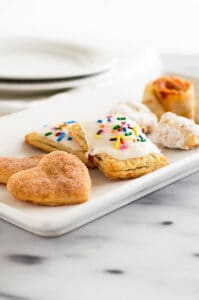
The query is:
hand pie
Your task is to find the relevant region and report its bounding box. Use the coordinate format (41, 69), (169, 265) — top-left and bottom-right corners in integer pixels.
(0, 154), (44, 184)
(142, 76), (195, 120)
(25, 121), (94, 168)
(69, 114), (168, 179)
(154, 112), (199, 149)
(7, 151), (91, 206)
(110, 101), (157, 134)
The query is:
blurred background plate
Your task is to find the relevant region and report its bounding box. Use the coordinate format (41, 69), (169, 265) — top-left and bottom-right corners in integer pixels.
(0, 37), (116, 80)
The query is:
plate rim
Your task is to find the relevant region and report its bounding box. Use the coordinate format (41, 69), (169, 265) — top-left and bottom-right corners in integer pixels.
(0, 37), (117, 80)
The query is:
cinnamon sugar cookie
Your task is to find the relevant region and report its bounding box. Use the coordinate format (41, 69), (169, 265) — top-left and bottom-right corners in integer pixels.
(7, 151), (91, 206)
(0, 154), (44, 184)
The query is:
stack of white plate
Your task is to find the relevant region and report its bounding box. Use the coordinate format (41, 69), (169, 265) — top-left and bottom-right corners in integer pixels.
(0, 38), (116, 93)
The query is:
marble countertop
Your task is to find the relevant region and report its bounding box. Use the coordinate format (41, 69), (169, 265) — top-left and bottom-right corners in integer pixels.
(1, 56), (199, 300)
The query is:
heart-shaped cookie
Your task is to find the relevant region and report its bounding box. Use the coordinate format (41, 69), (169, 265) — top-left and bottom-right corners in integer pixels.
(0, 154), (44, 184)
(7, 151), (91, 206)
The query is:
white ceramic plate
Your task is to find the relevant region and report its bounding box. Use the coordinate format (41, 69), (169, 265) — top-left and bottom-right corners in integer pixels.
(0, 38), (116, 80)
(0, 71), (110, 93)
(0, 74), (198, 237)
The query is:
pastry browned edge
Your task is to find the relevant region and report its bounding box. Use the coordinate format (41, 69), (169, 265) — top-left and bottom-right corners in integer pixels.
(25, 132), (95, 168)
(69, 124), (169, 179)
(142, 76), (195, 120)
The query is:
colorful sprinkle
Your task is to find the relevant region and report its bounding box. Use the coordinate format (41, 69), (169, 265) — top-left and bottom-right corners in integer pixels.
(97, 129), (103, 135)
(45, 132), (52, 136)
(95, 134), (101, 139)
(67, 136), (72, 141)
(139, 134), (146, 142)
(119, 144), (128, 150)
(57, 131), (65, 142)
(97, 119), (103, 123)
(67, 120), (76, 124)
(113, 124), (120, 130)
(117, 117), (126, 120)
(141, 127), (146, 133)
(114, 135), (122, 149)
(125, 132), (132, 136)
(132, 126), (139, 136)
(120, 138), (125, 144)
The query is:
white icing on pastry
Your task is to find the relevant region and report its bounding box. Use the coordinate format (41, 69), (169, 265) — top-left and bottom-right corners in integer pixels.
(80, 114), (160, 160)
(110, 102), (157, 132)
(154, 112), (199, 149)
(37, 121), (82, 151)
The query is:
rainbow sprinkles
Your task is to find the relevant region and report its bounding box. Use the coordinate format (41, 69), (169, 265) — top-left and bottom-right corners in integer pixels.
(43, 121), (76, 143)
(95, 115), (147, 151)
(36, 120), (81, 151)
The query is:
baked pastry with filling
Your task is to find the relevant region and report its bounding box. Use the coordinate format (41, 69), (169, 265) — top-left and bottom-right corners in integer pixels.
(69, 114), (168, 179)
(7, 151), (91, 206)
(142, 76), (195, 120)
(110, 101), (157, 134)
(25, 121), (94, 168)
(154, 112), (199, 149)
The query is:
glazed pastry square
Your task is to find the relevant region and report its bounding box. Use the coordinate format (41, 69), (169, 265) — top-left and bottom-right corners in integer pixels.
(0, 154), (44, 184)
(142, 76), (195, 120)
(110, 101), (157, 133)
(69, 114), (168, 179)
(25, 121), (94, 168)
(154, 112), (199, 150)
(7, 151), (91, 206)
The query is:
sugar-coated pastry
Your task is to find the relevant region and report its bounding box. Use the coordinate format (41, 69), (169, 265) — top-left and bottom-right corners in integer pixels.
(154, 112), (199, 150)
(7, 151), (91, 206)
(142, 76), (195, 120)
(110, 102), (157, 134)
(70, 114), (168, 179)
(25, 121), (94, 168)
(0, 154), (44, 184)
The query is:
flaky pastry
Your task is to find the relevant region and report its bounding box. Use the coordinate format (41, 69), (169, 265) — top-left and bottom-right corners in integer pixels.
(142, 76), (195, 120)
(70, 114), (168, 179)
(25, 121), (94, 168)
(154, 112), (199, 149)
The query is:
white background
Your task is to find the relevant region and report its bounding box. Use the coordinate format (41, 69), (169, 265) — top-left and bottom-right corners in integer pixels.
(0, 0), (198, 54)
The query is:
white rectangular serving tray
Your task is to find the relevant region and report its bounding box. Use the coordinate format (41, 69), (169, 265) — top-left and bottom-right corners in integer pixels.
(0, 73), (199, 237)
